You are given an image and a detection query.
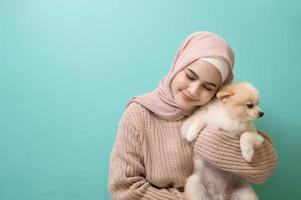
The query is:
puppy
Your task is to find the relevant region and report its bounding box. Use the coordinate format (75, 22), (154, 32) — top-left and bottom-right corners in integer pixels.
(181, 82), (265, 200)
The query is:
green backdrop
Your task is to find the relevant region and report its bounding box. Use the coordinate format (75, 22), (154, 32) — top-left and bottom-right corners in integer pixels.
(1, 0), (300, 199)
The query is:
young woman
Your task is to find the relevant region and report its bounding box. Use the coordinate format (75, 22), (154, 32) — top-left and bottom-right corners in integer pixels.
(109, 31), (277, 199)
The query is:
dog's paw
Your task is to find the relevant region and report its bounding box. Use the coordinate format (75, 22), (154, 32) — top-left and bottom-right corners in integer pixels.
(241, 146), (254, 162)
(186, 124), (200, 142)
(181, 123), (189, 139)
(253, 134), (265, 149)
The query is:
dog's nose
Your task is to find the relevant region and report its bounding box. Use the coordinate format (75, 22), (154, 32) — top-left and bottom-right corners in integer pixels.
(259, 111), (264, 117)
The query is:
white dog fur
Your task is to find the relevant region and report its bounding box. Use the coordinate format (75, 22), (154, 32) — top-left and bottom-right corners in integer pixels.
(181, 82), (265, 200)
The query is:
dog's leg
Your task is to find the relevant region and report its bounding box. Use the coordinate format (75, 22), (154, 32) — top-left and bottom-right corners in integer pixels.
(181, 114), (205, 142)
(185, 158), (211, 200)
(185, 174), (210, 200)
(240, 131), (264, 162)
(230, 185), (258, 200)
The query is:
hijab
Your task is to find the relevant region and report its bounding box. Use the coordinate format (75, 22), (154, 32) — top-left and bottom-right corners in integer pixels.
(126, 31), (234, 121)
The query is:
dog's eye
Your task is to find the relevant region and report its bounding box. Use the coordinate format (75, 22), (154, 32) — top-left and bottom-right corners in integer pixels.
(246, 103), (254, 109)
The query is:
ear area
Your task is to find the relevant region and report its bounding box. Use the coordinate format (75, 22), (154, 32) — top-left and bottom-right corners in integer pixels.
(216, 88), (233, 102)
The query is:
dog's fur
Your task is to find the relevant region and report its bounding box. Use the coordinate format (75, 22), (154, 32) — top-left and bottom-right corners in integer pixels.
(181, 82), (265, 200)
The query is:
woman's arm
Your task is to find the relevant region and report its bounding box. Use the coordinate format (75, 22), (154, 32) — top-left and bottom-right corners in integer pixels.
(109, 116), (184, 200)
(192, 126), (277, 184)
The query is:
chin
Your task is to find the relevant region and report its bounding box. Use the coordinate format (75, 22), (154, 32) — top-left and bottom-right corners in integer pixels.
(175, 97), (197, 111)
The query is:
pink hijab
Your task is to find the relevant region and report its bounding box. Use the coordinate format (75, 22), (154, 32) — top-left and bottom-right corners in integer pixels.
(127, 31), (235, 121)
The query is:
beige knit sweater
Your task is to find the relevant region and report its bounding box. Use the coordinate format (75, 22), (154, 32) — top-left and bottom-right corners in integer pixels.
(109, 102), (277, 200)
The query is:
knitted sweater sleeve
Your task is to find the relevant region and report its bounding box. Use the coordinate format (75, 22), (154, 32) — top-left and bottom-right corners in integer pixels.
(109, 113), (184, 200)
(193, 126), (277, 184)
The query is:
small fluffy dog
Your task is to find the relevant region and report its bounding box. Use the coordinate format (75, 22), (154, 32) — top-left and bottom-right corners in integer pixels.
(181, 82), (265, 200)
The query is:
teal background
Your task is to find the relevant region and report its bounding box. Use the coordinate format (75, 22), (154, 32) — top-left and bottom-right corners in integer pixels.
(1, 0), (300, 199)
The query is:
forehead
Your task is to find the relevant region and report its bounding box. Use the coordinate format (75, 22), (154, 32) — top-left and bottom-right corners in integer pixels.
(186, 59), (222, 83)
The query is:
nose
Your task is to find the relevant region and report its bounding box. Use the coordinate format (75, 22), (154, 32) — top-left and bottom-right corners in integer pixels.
(187, 82), (199, 97)
(258, 111), (264, 117)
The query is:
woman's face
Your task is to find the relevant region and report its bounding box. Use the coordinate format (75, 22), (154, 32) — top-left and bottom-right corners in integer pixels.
(171, 59), (222, 111)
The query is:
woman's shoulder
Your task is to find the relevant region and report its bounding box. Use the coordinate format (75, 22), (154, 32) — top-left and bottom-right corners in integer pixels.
(124, 101), (150, 116)
(121, 101), (151, 125)
(118, 101), (156, 137)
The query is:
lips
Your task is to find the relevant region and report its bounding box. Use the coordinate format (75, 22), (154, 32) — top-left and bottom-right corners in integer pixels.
(180, 90), (194, 102)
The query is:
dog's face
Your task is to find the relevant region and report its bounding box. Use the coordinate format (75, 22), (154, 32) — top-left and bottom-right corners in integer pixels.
(216, 82), (264, 122)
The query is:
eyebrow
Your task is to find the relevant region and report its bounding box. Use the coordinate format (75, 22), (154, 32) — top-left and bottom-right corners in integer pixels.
(187, 68), (217, 87)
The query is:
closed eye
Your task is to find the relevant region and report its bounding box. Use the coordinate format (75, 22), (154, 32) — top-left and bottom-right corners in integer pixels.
(185, 70), (216, 91)
(203, 85), (213, 91)
(185, 73), (195, 80)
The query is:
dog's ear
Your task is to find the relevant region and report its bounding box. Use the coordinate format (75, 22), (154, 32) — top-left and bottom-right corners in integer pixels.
(216, 88), (233, 102)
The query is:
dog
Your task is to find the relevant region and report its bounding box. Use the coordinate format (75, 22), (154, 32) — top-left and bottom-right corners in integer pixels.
(181, 82), (265, 200)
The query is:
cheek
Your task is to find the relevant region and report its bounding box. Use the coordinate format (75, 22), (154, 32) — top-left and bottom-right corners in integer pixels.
(178, 74), (189, 87)
(197, 92), (216, 105)
(171, 75), (188, 91)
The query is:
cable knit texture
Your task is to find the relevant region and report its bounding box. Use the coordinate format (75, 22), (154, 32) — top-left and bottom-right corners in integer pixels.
(193, 126), (277, 184)
(109, 102), (277, 199)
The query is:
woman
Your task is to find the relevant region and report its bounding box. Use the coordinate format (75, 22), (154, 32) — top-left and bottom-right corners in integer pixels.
(108, 31), (277, 199)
